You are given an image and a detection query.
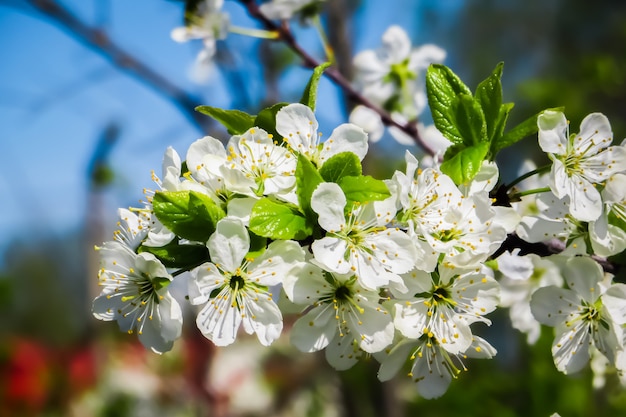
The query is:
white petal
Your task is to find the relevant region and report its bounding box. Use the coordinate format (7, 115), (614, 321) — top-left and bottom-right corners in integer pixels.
(578, 112), (612, 155)
(563, 256), (603, 302)
(275, 103), (317, 152)
(282, 262), (326, 304)
(377, 339), (416, 382)
(187, 136), (226, 175)
(369, 229), (417, 274)
(156, 293), (183, 342)
(325, 333), (361, 371)
(381, 25), (411, 63)
(189, 263), (224, 304)
(312, 236), (351, 274)
(552, 322), (591, 374)
(248, 239), (305, 286)
(321, 123), (369, 163)
(241, 295), (283, 346)
(464, 335), (497, 359)
(207, 218), (250, 272)
(138, 316), (174, 354)
(290, 306), (336, 352)
(530, 286), (579, 326)
(411, 346), (453, 398)
(409, 44), (446, 71)
(538, 110), (568, 155)
(602, 284), (626, 325)
(349, 106), (384, 143)
(566, 174), (602, 222)
(393, 301), (429, 339)
(349, 304), (394, 353)
(311, 182), (347, 231)
(497, 250), (533, 281)
(196, 300), (241, 346)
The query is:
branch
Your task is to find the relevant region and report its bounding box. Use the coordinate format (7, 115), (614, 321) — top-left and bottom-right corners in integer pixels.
(238, 0), (436, 156)
(494, 233), (619, 275)
(25, 0), (212, 132)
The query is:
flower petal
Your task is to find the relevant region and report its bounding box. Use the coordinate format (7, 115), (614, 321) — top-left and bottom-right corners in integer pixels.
(321, 123), (369, 163)
(538, 110), (568, 155)
(275, 103), (318, 153)
(311, 182), (347, 232)
(207, 218), (250, 272)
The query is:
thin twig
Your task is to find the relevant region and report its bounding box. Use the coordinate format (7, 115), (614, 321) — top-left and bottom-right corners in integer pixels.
(238, 0), (436, 156)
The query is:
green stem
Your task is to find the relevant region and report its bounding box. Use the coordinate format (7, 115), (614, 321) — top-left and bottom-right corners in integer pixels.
(312, 14), (335, 63)
(509, 186), (551, 201)
(505, 164), (551, 192)
(229, 25), (279, 39)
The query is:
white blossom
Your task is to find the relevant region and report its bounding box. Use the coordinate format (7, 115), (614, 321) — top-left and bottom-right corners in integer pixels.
(393, 264), (500, 354)
(353, 26), (445, 121)
(284, 262), (394, 363)
(538, 110), (626, 221)
(220, 127), (297, 199)
(275, 103), (368, 167)
(92, 241), (183, 354)
(590, 173), (626, 257)
(497, 252), (563, 344)
(530, 256), (626, 374)
(310, 182), (417, 291)
(171, 0), (230, 81)
(260, 0), (325, 20)
(189, 217), (304, 346)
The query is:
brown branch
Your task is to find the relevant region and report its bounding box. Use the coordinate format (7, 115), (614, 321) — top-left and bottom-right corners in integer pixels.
(239, 0), (436, 156)
(494, 233), (619, 276)
(26, 0), (212, 132)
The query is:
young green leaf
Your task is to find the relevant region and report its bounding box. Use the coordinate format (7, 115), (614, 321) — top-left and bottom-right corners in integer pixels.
(249, 198), (313, 240)
(338, 175), (390, 205)
(475, 62), (504, 141)
(138, 241), (209, 269)
(451, 94), (488, 146)
(440, 142), (490, 185)
(426, 64), (473, 145)
(153, 190), (225, 243)
(491, 108), (556, 155)
(195, 106), (256, 135)
(295, 153), (324, 219)
(489, 102), (515, 157)
(246, 231), (267, 259)
(300, 62), (332, 111)
(319, 151), (362, 183)
(254, 102), (289, 140)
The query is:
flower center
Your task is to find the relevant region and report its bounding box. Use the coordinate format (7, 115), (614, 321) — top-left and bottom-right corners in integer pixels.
(229, 274), (246, 291)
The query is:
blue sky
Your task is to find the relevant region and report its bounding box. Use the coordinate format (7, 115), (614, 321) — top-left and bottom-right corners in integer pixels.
(0, 0), (463, 258)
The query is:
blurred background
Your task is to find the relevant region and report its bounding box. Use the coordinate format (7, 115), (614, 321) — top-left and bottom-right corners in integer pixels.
(2, 0), (626, 415)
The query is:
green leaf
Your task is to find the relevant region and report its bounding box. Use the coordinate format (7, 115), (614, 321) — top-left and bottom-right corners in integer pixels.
(295, 153), (324, 219)
(138, 241), (209, 269)
(195, 106), (256, 135)
(153, 191), (225, 243)
(249, 198), (313, 240)
(319, 152), (362, 183)
(426, 64), (473, 145)
(247, 231), (267, 259)
(451, 94), (487, 146)
(339, 175), (390, 205)
(475, 62), (504, 141)
(440, 142), (490, 185)
(300, 62), (332, 111)
(254, 102), (289, 140)
(489, 102), (515, 157)
(491, 108), (561, 155)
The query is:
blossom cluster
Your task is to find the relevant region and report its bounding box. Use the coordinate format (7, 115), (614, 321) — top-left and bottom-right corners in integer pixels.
(92, 0), (626, 400)
(93, 95), (626, 398)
